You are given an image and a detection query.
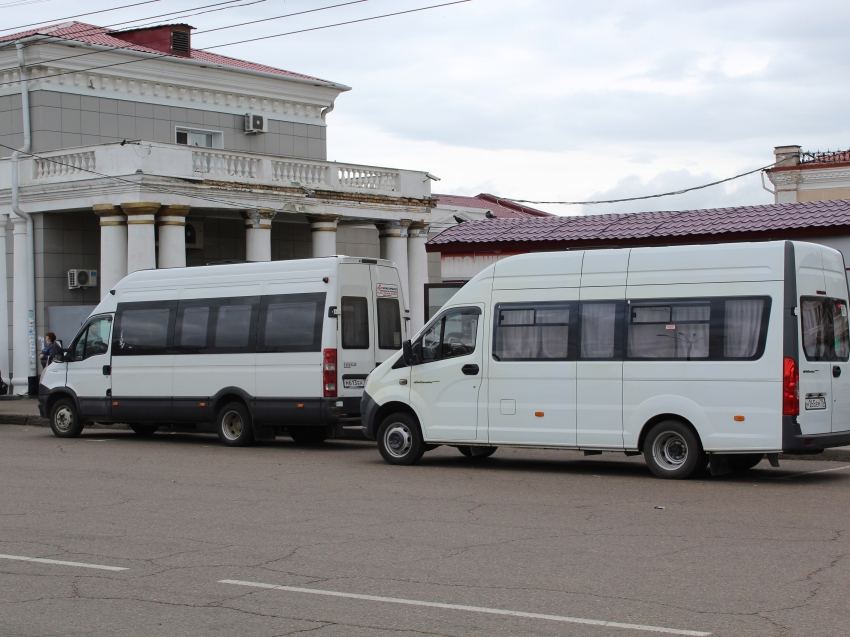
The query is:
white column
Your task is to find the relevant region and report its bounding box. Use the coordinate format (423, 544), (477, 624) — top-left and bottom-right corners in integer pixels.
(0, 211), (10, 380)
(93, 205), (128, 298)
(156, 205), (190, 269)
(308, 215), (339, 258)
(407, 222), (430, 335)
(11, 215), (30, 393)
(377, 220), (410, 310)
(121, 202), (159, 273)
(242, 209), (275, 262)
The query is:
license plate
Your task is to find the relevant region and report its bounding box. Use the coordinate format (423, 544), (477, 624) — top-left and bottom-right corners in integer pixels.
(343, 378), (366, 389)
(805, 396), (827, 410)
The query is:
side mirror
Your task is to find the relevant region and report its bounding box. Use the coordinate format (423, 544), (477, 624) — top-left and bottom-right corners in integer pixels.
(402, 339), (414, 366)
(53, 349), (65, 364)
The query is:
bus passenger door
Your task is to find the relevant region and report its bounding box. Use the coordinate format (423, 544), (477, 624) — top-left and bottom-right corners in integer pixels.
(796, 246), (831, 435)
(410, 305), (483, 441)
(372, 264), (406, 364)
(824, 251), (850, 433)
(338, 264), (376, 399)
(576, 297), (625, 448)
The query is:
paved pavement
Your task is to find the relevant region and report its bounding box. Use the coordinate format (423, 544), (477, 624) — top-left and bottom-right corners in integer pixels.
(1, 424), (849, 637)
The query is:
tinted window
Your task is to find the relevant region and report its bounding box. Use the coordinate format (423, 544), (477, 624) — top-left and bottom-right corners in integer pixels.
(215, 304), (253, 349)
(724, 299), (764, 358)
(581, 302), (619, 359)
(341, 296), (369, 349)
(628, 301), (710, 360)
(801, 297), (850, 362)
(177, 306), (209, 349)
(377, 298), (402, 349)
(114, 303), (175, 354)
(259, 293), (325, 353)
(493, 302), (573, 361)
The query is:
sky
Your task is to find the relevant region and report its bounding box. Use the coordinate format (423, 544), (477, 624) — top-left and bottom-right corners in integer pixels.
(3, 0), (849, 215)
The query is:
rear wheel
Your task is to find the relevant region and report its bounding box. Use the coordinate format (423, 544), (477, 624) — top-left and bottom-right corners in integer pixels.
(457, 445), (497, 459)
(129, 424), (159, 437)
(288, 426), (327, 445)
(216, 402), (254, 447)
(377, 413), (425, 466)
(49, 398), (83, 438)
(728, 453), (765, 472)
(643, 420), (706, 480)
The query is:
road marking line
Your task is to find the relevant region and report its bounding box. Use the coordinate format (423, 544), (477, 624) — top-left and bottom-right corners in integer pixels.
(219, 579), (711, 636)
(0, 553), (127, 571)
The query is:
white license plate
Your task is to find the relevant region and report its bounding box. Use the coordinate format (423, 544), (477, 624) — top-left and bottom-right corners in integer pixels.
(805, 397), (827, 410)
(343, 378), (366, 389)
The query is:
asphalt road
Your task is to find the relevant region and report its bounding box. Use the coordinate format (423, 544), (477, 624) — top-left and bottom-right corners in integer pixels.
(1, 425), (849, 637)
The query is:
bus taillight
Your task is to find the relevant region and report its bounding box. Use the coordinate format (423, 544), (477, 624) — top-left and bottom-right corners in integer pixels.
(783, 357), (799, 416)
(323, 349), (337, 397)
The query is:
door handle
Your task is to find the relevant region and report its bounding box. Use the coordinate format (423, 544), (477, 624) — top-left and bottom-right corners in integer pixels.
(834, 366), (841, 378)
(461, 364), (479, 376)
(102, 365), (111, 376)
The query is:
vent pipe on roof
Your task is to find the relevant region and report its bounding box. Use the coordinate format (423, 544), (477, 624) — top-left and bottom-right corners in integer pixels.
(774, 145), (801, 168)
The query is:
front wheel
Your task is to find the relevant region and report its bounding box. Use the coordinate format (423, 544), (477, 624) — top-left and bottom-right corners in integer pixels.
(49, 398), (83, 438)
(643, 420), (706, 480)
(377, 413), (425, 466)
(216, 402), (254, 447)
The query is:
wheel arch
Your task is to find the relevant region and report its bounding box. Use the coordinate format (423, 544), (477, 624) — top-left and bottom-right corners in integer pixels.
(637, 413), (703, 452)
(211, 387), (254, 418)
(373, 401), (421, 433)
(45, 388), (80, 416)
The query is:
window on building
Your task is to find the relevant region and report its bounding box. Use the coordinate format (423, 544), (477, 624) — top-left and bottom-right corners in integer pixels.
(175, 128), (221, 148)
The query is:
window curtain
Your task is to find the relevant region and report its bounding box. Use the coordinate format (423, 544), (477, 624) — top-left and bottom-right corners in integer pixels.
(581, 303), (616, 358)
(724, 299), (764, 358)
(496, 309), (536, 359)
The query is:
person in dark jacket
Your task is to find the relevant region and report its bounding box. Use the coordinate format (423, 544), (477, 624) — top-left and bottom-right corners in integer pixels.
(40, 332), (57, 369)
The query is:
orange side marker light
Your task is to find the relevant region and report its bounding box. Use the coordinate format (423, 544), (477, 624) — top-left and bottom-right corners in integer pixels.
(734, 415), (745, 422)
(535, 411), (544, 417)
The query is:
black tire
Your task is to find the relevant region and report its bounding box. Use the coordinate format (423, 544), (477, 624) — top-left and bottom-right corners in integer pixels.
(457, 445), (497, 459)
(49, 398), (83, 438)
(288, 426), (327, 445)
(643, 420), (706, 480)
(216, 402), (254, 447)
(728, 453), (765, 472)
(377, 412), (426, 466)
(129, 424), (159, 437)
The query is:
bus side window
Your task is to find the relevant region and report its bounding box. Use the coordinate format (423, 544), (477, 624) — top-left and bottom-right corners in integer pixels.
(341, 296), (369, 349)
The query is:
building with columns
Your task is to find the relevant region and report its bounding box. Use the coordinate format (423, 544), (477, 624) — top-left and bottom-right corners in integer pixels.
(0, 21), (443, 392)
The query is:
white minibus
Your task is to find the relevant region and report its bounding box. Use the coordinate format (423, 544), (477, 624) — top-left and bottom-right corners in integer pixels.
(361, 241), (850, 479)
(40, 256), (407, 446)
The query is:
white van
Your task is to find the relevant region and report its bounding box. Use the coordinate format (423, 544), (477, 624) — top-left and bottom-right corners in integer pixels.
(361, 241), (850, 479)
(39, 257), (407, 446)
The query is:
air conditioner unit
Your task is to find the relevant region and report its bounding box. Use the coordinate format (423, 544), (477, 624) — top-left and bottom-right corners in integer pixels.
(68, 269), (98, 289)
(185, 220), (204, 249)
(244, 112), (268, 134)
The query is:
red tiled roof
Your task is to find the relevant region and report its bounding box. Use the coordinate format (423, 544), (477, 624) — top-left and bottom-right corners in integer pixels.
(434, 193), (552, 218)
(0, 22), (342, 86)
(427, 199), (850, 250)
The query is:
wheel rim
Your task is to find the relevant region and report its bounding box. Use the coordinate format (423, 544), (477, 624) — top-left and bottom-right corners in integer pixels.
(652, 431), (689, 471)
(384, 422), (412, 458)
(54, 406), (74, 432)
(221, 411), (243, 441)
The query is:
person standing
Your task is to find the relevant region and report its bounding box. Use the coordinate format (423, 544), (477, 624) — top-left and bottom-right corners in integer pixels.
(40, 332), (57, 369)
